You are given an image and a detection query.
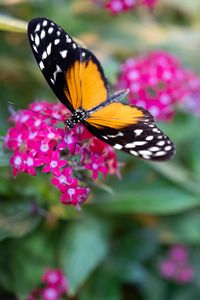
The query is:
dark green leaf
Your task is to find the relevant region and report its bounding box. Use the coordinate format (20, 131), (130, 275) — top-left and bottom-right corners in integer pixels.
(59, 215), (109, 295)
(92, 187), (200, 214)
(0, 201), (41, 241)
(80, 271), (121, 300)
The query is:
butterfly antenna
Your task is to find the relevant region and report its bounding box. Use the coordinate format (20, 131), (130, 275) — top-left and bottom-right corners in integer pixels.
(8, 101), (63, 122)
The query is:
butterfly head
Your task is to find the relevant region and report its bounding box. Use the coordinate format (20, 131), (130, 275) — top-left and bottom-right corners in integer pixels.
(65, 108), (89, 129)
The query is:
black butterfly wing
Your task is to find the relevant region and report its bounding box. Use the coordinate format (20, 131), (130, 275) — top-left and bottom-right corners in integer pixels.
(28, 17), (109, 112)
(84, 102), (175, 161)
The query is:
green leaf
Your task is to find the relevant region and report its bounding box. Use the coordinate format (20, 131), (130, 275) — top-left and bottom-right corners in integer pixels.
(91, 186), (200, 215)
(143, 273), (167, 300)
(0, 201), (41, 241)
(150, 161), (200, 196)
(0, 227), (58, 298)
(0, 142), (10, 167)
(105, 229), (158, 284)
(59, 215), (109, 295)
(80, 271), (121, 300)
(159, 211), (200, 244)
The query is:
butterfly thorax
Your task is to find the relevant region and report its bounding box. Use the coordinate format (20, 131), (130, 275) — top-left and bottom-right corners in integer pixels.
(65, 108), (89, 129)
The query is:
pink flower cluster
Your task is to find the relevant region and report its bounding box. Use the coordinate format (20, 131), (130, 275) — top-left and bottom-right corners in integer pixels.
(93, 0), (158, 15)
(159, 245), (195, 284)
(27, 268), (68, 300)
(181, 70), (200, 117)
(4, 101), (119, 207)
(118, 51), (200, 121)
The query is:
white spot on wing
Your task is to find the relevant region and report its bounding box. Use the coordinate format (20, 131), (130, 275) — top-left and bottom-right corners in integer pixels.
(154, 151), (166, 156)
(43, 20), (48, 27)
(35, 23), (41, 32)
(46, 43), (52, 55)
(50, 78), (55, 84)
(66, 35), (72, 43)
(33, 44), (38, 53)
(42, 51), (47, 60)
(35, 34), (40, 46)
(53, 65), (62, 80)
(30, 34), (34, 41)
(165, 145), (172, 151)
(157, 141), (165, 146)
(130, 150), (139, 156)
(153, 128), (160, 133)
(48, 27), (54, 34)
(107, 132), (124, 138)
(139, 150), (152, 156)
(39, 61), (44, 70)
(72, 43), (77, 49)
(148, 146), (160, 152)
(125, 141), (147, 148)
(60, 50), (68, 58)
(134, 129), (143, 136)
(114, 144), (123, 150)
(54, 39), (60, 45)
(146, 135), (153, 141)
(40, 29), (45, 39)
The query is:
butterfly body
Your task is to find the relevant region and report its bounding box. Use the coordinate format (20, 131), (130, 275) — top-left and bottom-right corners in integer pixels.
(28, 17), (175, 161)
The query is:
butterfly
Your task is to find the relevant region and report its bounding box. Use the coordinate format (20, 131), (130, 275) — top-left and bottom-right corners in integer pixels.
(28, 17), (175, 161)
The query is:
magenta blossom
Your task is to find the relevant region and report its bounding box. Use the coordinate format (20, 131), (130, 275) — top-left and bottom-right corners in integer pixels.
(60, 179), (90, 206)
(4, 101), (120, 207)
(118, 51), (198, 121)
(42, 269), (68, 293)
(41, 287), (59, 300)
(93, 0), (158, 15)
(159, 245), (195, 284)
(26, 268), (68, 300)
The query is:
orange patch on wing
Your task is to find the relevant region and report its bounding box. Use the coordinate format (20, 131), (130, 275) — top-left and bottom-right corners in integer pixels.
(64, 60), (82, 109)
(87, 103), (145, 129)
(64, 60), (108, 110)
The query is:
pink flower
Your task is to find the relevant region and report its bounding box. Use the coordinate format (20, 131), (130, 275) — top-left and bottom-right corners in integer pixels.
(42, 151), (67, 175)
(93, 0), (158, 14)
(10, 150), (24, 176)
(57, 129), (78, 154)
(160, 259), (176, 279)
(4, 100), (120, 206)
(42, 269), (68, 292)
(118, 51), (191, 121)
(41, 286), (59, 300)
(22, 151), (37, 176)
(169, 245), (188, 263)
(180, 71), (200, 117)
(60, 178), (90, 206)
(85, 154), (108, 180)
(175, 265), (195, 284)
(159, 245), (195, 284)
(5, 125), (27, 150)
(105, 0), (136, 14)
(51, 167), (74, 192)
(26, 268), (68, 300)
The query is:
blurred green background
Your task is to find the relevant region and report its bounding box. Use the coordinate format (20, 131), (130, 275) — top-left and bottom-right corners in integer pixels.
(1, 0), (200, 299)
